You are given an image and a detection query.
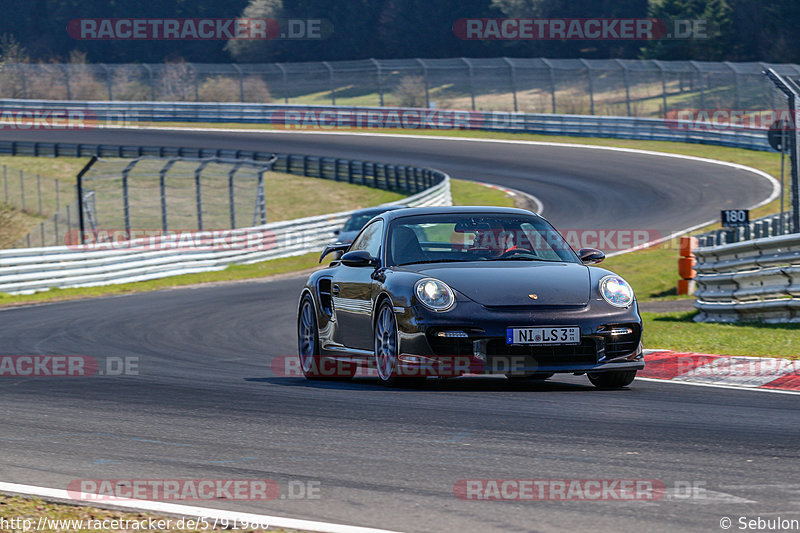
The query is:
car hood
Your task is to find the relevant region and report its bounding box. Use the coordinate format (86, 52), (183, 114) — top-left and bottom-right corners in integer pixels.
(398, 261), (591, 307)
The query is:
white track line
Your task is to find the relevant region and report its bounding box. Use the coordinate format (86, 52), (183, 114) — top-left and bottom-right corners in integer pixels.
(0, 482), (402, 533)
(106, 125), (781, 257)
(635, 377), (800, 395)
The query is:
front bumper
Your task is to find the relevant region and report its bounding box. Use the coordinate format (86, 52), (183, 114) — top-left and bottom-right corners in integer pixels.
(394, 299), (644, 377)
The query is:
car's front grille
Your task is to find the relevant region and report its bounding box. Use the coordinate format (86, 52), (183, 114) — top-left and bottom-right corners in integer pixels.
(486, 338), (598, 366)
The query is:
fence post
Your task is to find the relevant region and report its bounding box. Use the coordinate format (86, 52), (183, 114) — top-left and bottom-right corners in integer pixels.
(231, 63), (245, 102)
(579, 58), (594, 115)
(99, 63), (113, 100)
(323, 61), (335, 105)
(60, 64), (71, 100)
(690, 61), (705, 109)
(16, 64), (27, 98)
(416, 59), (431, 108)
(653, 60), (668, 117)
(228, 162), (242, 228)
(19, 170), (25, 211)
(159, 159), (176, 232)
(3, 165), (7, 203)
(724, 61), (741, 109)
(461, 58), (476, 111)
(37, 174), (42, 215)
(615, 59), (631, 116)
(195, 160), (210, 231)
(370, 58), (384, 107)
(121, 159), (138, 238)
(502, 57), (518, 113)
(142, 64), (156, 101)
(540, 58), (557, 113)
(276, 63), (289, 104)
(76, 156), (98, 245)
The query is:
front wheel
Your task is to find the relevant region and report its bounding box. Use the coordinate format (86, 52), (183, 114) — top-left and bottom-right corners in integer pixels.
(374, 301), (424, 387)
(587, 370), (637, 389)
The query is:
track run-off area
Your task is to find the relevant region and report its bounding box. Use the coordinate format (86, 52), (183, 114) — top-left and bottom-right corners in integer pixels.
(0, 127), (794, 533)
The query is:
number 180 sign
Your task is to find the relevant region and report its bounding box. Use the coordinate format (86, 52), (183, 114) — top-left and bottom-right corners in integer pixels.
(721, 209), (749, 227)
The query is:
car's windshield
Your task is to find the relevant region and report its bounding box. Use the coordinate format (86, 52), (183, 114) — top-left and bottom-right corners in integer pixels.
(342, 212), (384, 232)
(387, 214), (579, 266)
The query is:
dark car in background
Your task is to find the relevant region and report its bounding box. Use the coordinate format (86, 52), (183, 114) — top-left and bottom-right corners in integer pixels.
(333, 205), (407, 244)
(298, 206), (644, 388)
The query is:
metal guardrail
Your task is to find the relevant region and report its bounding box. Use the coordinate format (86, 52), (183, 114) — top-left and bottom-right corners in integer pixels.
(696, 213), (795, 247)
(0, 98), (774, 152)
(0, 141), (450, 294)
(694, 233), (800, 323)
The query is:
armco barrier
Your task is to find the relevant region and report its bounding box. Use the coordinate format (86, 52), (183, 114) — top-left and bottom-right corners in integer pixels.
(0, 142), (450, 294)
(0, 98), (773, 151)
(693, 233), (800, 322)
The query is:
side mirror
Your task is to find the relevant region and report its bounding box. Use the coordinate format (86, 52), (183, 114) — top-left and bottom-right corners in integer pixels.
(578, 248), (605, 265)
(333, 229), (340, 235)
(340, 250), (378, 268)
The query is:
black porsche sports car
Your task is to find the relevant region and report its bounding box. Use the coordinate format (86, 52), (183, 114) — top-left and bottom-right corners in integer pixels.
(297, 206), (644, 388)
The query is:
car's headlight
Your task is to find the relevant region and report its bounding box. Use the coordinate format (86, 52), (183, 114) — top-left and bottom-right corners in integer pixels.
(414, 278), (455, 311)
(599, 275), (634, 308)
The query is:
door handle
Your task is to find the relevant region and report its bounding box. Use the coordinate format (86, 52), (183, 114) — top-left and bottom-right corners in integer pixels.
(332, 284), (340, 296)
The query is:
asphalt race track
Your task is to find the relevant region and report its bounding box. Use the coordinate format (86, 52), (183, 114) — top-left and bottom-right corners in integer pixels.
(0, 128), (795, 533)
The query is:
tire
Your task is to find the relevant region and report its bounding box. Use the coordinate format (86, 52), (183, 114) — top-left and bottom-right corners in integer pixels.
(298, 294), (355, 380)
(374, 300), (424, 387)
(587, 370), (637, 389)
(507, 373), (554, 381)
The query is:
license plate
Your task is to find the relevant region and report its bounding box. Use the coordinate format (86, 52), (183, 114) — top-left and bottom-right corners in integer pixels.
(506, 326), (581, 345)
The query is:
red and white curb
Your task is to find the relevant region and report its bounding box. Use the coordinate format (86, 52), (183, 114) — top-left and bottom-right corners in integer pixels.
(640, 349), (800, 392)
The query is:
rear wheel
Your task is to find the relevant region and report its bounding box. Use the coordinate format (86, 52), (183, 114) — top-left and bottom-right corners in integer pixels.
(298, 294), (355, 380)
(588, 370), (637, 389)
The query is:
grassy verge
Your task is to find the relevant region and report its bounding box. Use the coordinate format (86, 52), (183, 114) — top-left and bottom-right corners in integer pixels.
(0, 204), (45, 248)
(643, 311), (800, 358)
(0, 493), (300, 532)
(0, 179), (514, 307)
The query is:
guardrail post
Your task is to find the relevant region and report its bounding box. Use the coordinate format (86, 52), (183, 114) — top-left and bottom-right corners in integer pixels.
(3, 165), (7, 203)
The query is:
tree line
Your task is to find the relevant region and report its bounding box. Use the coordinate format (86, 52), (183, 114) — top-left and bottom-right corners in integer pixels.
(1, 0), (798, 64)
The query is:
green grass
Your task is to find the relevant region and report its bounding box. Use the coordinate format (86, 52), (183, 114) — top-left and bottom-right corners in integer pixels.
(643, 311), (800, 358)
(0, 493), (300, 532)
(0, 156), (90, 181)
(0, 179), (515, 307)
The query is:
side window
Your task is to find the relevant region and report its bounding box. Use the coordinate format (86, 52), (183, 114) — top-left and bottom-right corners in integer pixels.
(350, 220), (384, 258)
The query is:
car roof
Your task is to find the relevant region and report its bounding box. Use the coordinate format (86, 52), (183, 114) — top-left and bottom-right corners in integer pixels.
(381, 205), (542, 222)
(350, 205), (407, 216)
